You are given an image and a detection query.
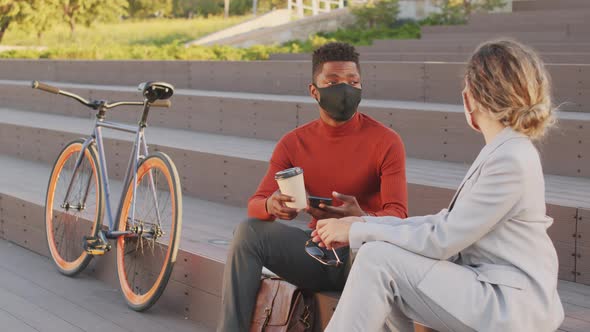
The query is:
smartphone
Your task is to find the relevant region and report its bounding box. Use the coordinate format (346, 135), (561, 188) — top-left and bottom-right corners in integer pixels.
(308, 195), (333, 209)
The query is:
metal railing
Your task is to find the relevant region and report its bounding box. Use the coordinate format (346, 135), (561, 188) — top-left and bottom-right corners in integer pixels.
(288, 0), (362, 18)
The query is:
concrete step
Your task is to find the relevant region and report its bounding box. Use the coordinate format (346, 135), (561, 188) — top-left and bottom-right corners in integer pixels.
(419, 30), (590, 42)
(0, 154), (330, 330)
(270, 51), (590, 64)
(421, 22), (590, 35)
(0, 107), (588, 208)
(1, 60), (589, 113)
(0, 106), (588, 283)
(513, 0), (590, 12)
(0, 107), (274, 208)
(362, 40), (590, 54)
(1, 154), (590, 331)
(466, 9), (590, 25)
(0, 238), (210, 332)
(2, 80), (588, 178)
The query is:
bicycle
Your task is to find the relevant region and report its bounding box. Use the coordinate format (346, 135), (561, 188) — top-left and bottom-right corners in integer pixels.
(32, 80), (182, 311)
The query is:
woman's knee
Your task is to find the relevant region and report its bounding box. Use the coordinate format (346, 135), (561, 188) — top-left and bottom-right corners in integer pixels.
(356, 241), (398, 263)
(354, 242), (424, 274)
(352, 242), (393, 274)
(355, 241), (437, 288)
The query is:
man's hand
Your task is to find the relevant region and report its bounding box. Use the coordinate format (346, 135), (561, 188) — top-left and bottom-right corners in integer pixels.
(266, 190), (299, 220)
(311, 216), (364, 250)
(305, 206), (340, 220)
(316, 192), (366, 218)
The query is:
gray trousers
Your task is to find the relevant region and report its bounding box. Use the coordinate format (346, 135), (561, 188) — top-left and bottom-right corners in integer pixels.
(217, 219), (351, 332)
(326, 241), (475, 332)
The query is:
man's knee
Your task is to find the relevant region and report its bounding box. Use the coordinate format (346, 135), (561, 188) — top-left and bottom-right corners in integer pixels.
(231, 219), (261, 248)
(230, 218), (278, 253)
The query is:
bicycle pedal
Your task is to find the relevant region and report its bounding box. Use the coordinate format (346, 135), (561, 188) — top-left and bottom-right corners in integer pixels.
(83, 236), (111, 255)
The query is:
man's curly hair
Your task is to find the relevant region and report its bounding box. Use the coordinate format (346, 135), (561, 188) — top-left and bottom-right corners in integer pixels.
(312, 42), (360, 83)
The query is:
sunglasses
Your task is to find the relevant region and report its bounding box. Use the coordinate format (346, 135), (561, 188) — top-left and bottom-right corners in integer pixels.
(305, 240), (342, 267)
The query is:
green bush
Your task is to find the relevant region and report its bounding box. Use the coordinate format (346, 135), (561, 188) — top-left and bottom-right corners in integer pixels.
(172, 0), (224, 17)
(351, 0), (400, 29)
(318, 22), (420, 46)
(422, 0), (507, 26)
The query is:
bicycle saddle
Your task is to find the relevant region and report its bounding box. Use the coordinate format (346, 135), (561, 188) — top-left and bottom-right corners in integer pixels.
(139, 82), (174, 102)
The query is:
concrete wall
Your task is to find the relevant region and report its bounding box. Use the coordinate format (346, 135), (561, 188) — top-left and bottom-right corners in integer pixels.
(186, 9), (292, 47)
(207, 9), (355, 47)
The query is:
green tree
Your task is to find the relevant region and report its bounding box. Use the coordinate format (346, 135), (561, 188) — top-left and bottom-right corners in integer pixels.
(422, 0), (466, 25)
(460, 0), (506, 15)
(0, 0), (35, 43)
(59, 0), (127, 36)
(172, 0), (223, 17)
(23, 0), (61, 41)
(257, 0), (287, 13)
(229, 0), (250, 16)
(423, 0), (505, 25)
(475, 0), (506, 12)
(351, 0), (400, 29)
(128, 0), (172, 18)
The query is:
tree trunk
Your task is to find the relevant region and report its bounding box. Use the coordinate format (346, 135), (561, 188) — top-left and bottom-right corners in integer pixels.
(224, 0), (230, 18)
(463, 0), (472, 15)
(68, 16), (76, 37)
(0, 20), (10, 44)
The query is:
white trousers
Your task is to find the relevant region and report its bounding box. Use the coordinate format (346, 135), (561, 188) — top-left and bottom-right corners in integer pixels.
(325, 242), (475, 332)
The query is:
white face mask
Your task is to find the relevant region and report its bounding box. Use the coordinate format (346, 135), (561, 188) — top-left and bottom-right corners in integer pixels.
(462, 88), (481, 133)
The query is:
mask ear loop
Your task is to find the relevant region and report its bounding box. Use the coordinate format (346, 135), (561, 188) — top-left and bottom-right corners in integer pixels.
(312, 82), (321, 103)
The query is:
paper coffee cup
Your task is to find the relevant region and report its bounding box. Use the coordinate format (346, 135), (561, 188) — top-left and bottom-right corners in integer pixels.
(275, 167), (307, 210)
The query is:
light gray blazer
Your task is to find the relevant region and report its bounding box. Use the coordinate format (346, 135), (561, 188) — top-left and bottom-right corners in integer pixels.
(349, 127), (564, 332)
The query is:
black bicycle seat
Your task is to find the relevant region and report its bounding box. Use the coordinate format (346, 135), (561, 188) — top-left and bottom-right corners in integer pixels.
(139, 82), (174, 102)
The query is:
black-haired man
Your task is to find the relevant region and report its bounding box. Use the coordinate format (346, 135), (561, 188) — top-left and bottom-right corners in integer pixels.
(218, 42), (408, 331)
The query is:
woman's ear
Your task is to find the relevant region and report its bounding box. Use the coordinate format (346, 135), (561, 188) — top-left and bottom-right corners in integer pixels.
(463, 90), (474, 114)
(463, 89), (482, 133)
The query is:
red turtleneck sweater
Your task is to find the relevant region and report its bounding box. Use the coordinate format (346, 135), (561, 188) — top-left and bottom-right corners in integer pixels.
(248, 112), (408, 228)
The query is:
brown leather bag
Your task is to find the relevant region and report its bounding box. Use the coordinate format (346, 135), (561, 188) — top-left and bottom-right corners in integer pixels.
(250, 277), (314, 332)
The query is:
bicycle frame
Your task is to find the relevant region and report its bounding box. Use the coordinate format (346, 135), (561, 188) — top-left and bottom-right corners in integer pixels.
(61, 102), (161, 243)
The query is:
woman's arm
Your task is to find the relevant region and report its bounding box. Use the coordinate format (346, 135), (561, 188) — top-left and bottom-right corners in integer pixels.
(348, 151), (524, 260)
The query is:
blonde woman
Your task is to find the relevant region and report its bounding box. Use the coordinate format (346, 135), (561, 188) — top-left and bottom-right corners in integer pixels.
(312, 40), (564, 332)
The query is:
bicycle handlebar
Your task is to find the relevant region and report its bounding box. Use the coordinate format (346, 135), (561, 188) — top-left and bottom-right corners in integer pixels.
(32, 80), (60, 94)
(31, 80), (172, 109)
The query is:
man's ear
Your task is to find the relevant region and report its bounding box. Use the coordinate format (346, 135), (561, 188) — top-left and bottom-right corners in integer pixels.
(309, 83), (319, 102)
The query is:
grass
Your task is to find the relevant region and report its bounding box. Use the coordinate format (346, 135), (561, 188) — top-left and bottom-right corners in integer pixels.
(3, 16), (249, 48)
(0, 16), (421, 61)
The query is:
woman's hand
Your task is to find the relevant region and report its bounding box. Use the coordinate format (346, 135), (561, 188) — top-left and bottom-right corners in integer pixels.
(311, 216), (365, 250)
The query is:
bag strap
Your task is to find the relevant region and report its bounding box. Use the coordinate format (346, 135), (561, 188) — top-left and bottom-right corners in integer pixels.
(298, 291), (315, 330)
(262, 278), (282, 329)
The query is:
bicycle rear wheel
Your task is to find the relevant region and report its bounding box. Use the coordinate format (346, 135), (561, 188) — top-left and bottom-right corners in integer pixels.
(116, 152), (182, 311)
(45, 139), (104, 276)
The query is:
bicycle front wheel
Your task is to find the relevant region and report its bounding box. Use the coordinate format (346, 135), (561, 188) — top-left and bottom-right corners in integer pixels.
(116, 152), (182, 311)
(45, 139), (104, 276)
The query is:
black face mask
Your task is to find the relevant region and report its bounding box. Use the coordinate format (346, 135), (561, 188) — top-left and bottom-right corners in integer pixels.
(313, 83), (362, 122)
